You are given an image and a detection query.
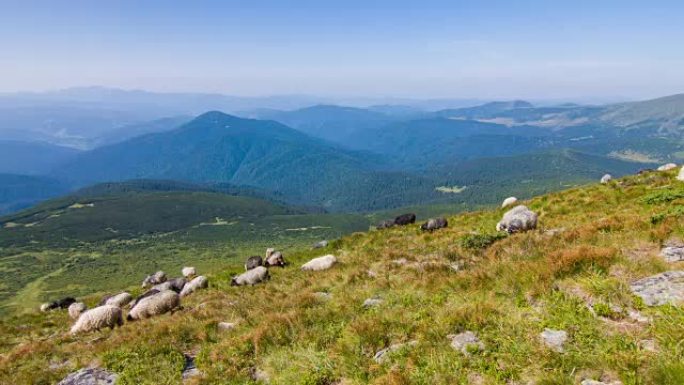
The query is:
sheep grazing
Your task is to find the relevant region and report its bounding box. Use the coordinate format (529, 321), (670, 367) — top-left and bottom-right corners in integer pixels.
(301, 255), (337, 271)
(180, 275), (209, 296)
(420, 217), (448, 232)
(182, 266), (196, 278)
(68, 302), (87, 320)
(266, 248), (276, 258)
(244, 256), (263, 271)
(142, 271), (167, 288)
(501, 197), (518, 208)
(264, 251), (286, 267)
(312, 240), (328, 249)
(153, 277), (186, 293)
(376, 220), (395, 229)
(231, 267), (269, 287)
(600, 174), (612, 184)
(658, 163), (677, 171)
(496, 205), (538, 234)
(127, 290), (180, 321)
(70, 305), (123, 334)
(394, 213), (416, 226)
(102, 292), (133, 308)
(41, 297), (77, 311)
(130, 289), (160, 309)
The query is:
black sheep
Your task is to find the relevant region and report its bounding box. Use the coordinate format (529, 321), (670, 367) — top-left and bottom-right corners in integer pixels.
(394, 213), (416, 226)
(420, 217), (448, 231)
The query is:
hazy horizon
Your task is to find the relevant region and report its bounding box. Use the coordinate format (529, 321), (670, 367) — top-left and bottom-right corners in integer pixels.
(2, 0), (684, 101)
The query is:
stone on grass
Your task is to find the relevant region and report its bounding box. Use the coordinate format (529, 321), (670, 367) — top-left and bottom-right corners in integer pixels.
(57, 368), (117, 385)
(217, 322), (237, 331)
(447, 331), (484, 355)
(630, 271), (684, 306)
(659, 240), (684, 262)
(314, 292), (332, 301)
(182, 354), (202, 380)
(362, 297), (383, 308)
(581, 380), (623, 385)
(540, 328), (568, 352)
(373, 340), (418, 363)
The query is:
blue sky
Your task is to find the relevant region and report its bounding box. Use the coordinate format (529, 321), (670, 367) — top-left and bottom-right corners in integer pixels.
(1, 0), (683, 101)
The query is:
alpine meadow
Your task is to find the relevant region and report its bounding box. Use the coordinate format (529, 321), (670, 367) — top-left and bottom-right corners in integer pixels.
(1, 2), (684, 385)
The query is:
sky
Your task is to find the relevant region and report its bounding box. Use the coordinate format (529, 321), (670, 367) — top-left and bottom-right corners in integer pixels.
(1, 0), (683, 101)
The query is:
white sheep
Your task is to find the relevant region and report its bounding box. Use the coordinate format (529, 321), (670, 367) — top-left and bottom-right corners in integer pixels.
(501, 197), (518, 208)
(182, 266), (196, 278)
(68, 302), (87, 320)
(142, 271), (167, 288)
(127, 290), (180, 321)
(678, 167), (684, 181)
(496, 205), (538, 233)
(180, 275), (209, 296)
(104, 292), (133, 308)
(600, 174), (612, 184)
(301, 255), (337, 271)
(70, 305), (123, 334)
(231, 267), (269, 286)
(658, 163), (677, 171)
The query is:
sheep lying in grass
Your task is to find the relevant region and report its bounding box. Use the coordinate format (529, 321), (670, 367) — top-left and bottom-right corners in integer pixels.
(142, 271), (167, 288)
(70, 305), (123, 334)
(420, 217), (448, 232)
(244, 256), (263, 271)
(127, 290), (180, 321)
(376, 220), (395, 229)
(182, 266), (196, 278)
(496, 205), (538, 234)
(99, 292), (133, 308)
(68, 302), (87, 320)
(231, 267), (269, 286)
(180, 275), (208, 296)
(501, 196), (518, 208)
(264, 251), (286, 267)
(301, 255), (337, 271)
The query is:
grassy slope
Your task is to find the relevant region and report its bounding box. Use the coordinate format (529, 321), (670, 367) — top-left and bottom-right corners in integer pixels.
(0, 192), (371, 315)
(2, 170), (684, 384)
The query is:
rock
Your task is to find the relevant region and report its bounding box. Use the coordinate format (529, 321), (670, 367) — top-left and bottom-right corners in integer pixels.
(639, 339), (658, 352)
(581, 380), (623, 385)
(362, 297), (383, 308)
(657, 163), (677, 171)
(314, 292), (332, 301)
(217, 322), (237, 331)
(600, 174), (612, 184)
(540, 328), (568, 352)
(627, 309), (650, 324)
(182, 354), (201, 380)
(250, 368), (270, 383)
(630, 271), (684, 306)
(56, 368), (118, 385)
(373, 340), (418, 363)
(367, 270), (378, 278)
(391, 258), (408, 266)
(447, 331), (484, 355)
(659, 240), (684, 262)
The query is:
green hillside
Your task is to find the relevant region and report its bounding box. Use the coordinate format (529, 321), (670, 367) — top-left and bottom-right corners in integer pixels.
(2, 169), (684, 384)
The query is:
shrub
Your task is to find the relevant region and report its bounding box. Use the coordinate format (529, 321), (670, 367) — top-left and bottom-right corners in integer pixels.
(460, 233), (507, 250)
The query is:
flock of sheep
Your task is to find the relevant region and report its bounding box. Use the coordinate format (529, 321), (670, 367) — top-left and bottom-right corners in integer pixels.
(40, 266), (209, 334)
(42, 167), (672, 336)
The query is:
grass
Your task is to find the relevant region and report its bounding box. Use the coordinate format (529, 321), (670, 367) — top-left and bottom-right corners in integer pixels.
(1, 170), (684, 384)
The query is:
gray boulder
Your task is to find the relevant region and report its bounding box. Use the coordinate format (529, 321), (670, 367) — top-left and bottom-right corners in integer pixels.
(496, 205), (538, 233)
(447, 331), (484, 355)
(540, 328), (568, 352)
(660, 240), (684, 262)
(57, 368), (117, 385)
(630, 271), (684, 306)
